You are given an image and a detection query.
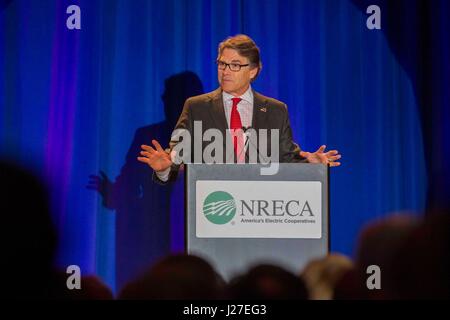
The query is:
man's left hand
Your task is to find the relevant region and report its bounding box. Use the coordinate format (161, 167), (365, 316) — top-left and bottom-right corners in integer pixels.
(300, 145), (341, 167)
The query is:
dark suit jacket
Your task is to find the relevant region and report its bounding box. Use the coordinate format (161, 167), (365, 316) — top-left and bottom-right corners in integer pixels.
(154, 88), (306, 184)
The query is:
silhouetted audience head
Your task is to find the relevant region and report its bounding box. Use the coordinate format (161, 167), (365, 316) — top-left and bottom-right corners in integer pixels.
(300, 253), (353, 299)
(227, 264), (308, 300)
(118, 253), (225, 299)
(391, 210), (450, 299)
(333, 267), (364, 300)
(354, 213), (419, 299)
(334, 212), (449, 299)
(1, 161), (114, 300)
(1, 161), (59, 298)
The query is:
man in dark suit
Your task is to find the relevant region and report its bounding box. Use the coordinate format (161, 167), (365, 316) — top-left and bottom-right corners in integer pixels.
(138, 34), (341, 183)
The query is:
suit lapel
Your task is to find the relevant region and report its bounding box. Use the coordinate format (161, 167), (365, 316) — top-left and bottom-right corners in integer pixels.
(208, 88), (231, 162)
(246, 91), (268, 163)
(252, 91), (268, 130)
(208, 88), (228, 134)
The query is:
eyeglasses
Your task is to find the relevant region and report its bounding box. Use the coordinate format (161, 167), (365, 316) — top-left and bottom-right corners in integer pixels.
(216, 60), (250, 72)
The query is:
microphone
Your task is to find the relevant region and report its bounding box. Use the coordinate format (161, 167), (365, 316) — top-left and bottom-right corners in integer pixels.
(242, 126), (256, 154)
(241, 126), (269, 163)
(242, 126), (251, 150)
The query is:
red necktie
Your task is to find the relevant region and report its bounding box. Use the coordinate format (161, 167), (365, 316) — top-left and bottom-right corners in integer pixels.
(230, 97), (244, 163)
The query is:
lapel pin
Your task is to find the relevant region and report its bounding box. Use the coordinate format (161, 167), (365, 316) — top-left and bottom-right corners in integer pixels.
(260, 107), (267, 112)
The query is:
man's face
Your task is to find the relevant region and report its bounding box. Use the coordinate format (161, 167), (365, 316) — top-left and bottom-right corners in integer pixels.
(217, 48), (258, 96)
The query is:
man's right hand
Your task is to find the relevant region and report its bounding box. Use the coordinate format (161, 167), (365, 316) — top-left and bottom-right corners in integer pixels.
(137, 139), (173, 172)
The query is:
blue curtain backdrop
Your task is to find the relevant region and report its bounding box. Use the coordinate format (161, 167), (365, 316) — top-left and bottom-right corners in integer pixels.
(3, 0), (446, 293)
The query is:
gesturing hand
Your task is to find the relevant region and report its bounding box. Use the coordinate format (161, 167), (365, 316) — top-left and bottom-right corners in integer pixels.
(137, 139), (173, 172)
(299, 145), (341, 167)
